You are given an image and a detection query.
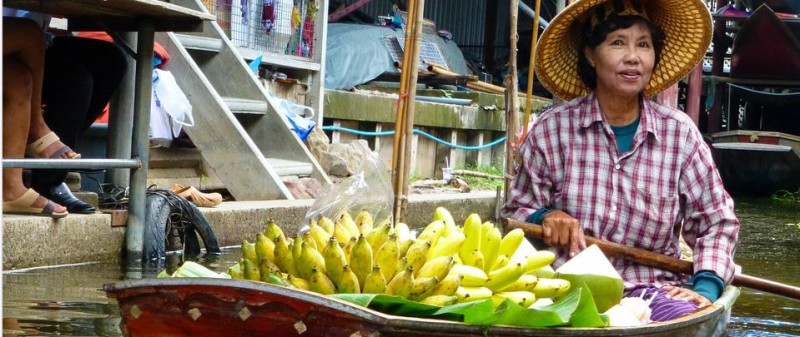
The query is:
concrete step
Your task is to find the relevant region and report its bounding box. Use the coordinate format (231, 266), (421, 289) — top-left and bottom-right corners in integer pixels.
(222, 97), (268, 116)
(174, 34), (223, 53)
(266, 158), (313, 177)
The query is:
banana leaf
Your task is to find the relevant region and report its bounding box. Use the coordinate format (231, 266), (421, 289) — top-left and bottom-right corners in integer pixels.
(331, 284), (608, 328)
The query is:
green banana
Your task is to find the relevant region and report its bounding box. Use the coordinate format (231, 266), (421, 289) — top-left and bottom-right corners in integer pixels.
(362, 265), (386, 294)
(416, 255), (454, 280)
(322, 237), (346, 284)
(340, 212), (362, 240)
(532, 278), (571, 298)
(385, 266), (414, 298)
(333, 221), (352, 243)
(417, 220), (445, 246)
(433, 206), (459, 237)
(292, 235), (304, 262)
(375, 234), (400, 281)
(274, 236), (298, 277)
(309, 222), (332, 251)
(354, 210), (374, 235)
(458, 214), (483, 265)
(497, 228), (525, 258)
(264, 219), (285, 242)
(410, 276), (439, 301)
(499, 274), (538, 292)
(243, 258), (261, 281)
(337, 265), (361, 294)
(227, 262), (244, 280)
(449, 264), (488, 286)
(427, 231), (465, 261)
(350, 234), (373, 286)
(366, 221), (392, 253)
(405, 239), (432, 274)
(485, 262), (525, 291)
(255, 233), (276, 263)
(420, 294), (458, 306)
(480, 225), (502, 273)
(296, 241), (326, 280)
(491, 254), (510, 271)
(430, 274), (463, 296)
(343, 236), (357, 264)
(455, 286), (493, 303)
(318, 216), (335, 235)
(287, 275), (310, 290)
(259, 257), (281, 280)
(492, 291), (536, 307)
(241, 240), (258, 265)
(308, 266), (337, 295)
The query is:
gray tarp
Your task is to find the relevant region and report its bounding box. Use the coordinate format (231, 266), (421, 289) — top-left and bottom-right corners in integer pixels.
(325, 23), (470, 90)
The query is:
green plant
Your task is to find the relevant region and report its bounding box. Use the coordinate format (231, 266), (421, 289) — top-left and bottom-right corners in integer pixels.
(457, 164), (505, 191)
(771, 190), (800, 203)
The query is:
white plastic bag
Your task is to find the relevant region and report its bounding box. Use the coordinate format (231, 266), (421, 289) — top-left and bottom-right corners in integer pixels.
(150, 69), (194, 141)
(270, 94), (316, 141)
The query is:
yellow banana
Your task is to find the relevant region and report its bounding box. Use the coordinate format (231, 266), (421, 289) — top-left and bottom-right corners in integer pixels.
(395, 256), (408, 277)
(480, 226), (502, 273)
(394, 222), (411, 242)
(241, 240), (259, 265)
(227, 262), (244, 280)
(255, 233), (275, 263)
(318, 216), (335, 235)
(491, 254), (510, 271)
(433, 206), (458, 237)
(362, 265), (386, 294)
(309, 222), (332, 251)
(532, 278), (571, 298)
(416, 255), (454, 280)
(292, 235), (303, 261)
(420, 294), (458, 306)
(264, 219), (285, 242)
(354, 210), (374, 235)
(417, 220), (445, 246)
(259, 257), (281, 277)
(492, 291), (536, 307)
(398, 238), (413, 257)
(287, 275), (310, 290)
(410, 276), (440, 301)
(523, 251), (557, 273)
(427, 232), (465, 261)
(340, 212), (361, 240)
(350, 234), (373, 286)
(430, 274), (463, 296)
(273, 236), (298, 277)
(366, 221), (392, 253)
(337, 265), (361, 294)
(302, 231), (318, 251)
(471, 249), (486, 270)
(375, 234), (400, 281)
(343, 236), (357, 264)
(499, 274), (538, 292)
(308, 266), (337, 295)
(455, 286), (493, 303)
(497, 228), (525, 258)
(243, 258), (261, 281)
(405, 239), (432, 274)
(333, 221), (352, 243)
(296, 241), (326, 280)
(385, 266), (414, 299)
(322, 237), (346, 284)
(485, 262), (525, 291)
(458, 214), (483, 265)
(449, 264), (488, 286)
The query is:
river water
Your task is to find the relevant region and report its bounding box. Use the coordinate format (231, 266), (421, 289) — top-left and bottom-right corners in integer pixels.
(3, 197), (799, 336)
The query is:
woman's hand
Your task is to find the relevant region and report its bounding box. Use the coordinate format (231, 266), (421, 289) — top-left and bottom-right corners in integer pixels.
(541, 210), (586, 258)
(662, 285), (712, 307)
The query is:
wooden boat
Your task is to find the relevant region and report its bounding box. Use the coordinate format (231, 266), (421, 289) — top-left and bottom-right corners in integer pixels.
(104, 278), (739, 337)
(711, 130), (800, 195)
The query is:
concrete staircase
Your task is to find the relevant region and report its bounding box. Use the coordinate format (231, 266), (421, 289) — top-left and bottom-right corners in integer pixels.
(150, 0), (329, 200)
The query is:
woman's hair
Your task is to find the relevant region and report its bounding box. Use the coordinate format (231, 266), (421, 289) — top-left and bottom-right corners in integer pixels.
(577, 15), (665, 89)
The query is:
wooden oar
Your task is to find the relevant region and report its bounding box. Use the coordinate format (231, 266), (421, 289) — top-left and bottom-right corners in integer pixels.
(503, 218), (800, 301)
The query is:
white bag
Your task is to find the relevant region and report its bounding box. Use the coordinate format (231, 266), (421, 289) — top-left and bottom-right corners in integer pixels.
(150, 69), (194, 140)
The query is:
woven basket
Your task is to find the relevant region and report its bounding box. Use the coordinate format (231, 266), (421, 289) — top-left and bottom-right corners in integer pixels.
(201, 0), (216, 16)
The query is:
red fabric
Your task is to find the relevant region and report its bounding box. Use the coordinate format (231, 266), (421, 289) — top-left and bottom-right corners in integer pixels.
(76, 32), (171, 123)
(501, 92), (740, 288)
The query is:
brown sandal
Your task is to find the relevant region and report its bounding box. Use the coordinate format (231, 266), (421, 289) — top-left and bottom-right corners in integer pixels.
(170, 184), (222, 207)
(3, 188), (69, 218)
(26, 131), (81, 159)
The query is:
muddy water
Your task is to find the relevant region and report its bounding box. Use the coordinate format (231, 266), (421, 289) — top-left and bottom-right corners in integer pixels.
(2, 197), (799, 336)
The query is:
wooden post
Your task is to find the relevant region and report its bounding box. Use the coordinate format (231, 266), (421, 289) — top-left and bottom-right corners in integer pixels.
(522, 0), (542, 141)
(483, 0), (499, 76)
(686, 64), (704, 126)
(708, 0), (729, 134)
(504, 0), (520, 202)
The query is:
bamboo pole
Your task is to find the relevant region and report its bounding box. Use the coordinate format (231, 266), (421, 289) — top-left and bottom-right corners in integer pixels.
(392, 0), (425, 225)
(391, 0), (418, 199)
(504, 0), (520, 202)
(522, 0), (542, 141)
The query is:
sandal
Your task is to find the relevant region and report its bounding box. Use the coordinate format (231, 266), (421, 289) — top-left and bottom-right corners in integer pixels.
(26, 131), (81, 159)
(170, 184), (222, 207)
(3, 188), (69, 218)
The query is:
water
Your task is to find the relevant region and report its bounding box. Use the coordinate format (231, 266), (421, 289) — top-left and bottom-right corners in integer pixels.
(3, 197), (799, 336)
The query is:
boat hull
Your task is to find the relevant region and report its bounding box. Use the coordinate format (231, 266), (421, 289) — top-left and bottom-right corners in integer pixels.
(104, 278), (739, 337)
(711, 131), (800, 195)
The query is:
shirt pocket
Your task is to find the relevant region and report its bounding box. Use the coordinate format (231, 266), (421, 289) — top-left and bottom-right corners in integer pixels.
(626, 187), (678, 251)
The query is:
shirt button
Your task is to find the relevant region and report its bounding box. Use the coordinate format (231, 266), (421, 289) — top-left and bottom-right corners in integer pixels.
(611, 205), (617, 212)
(615, 164), (621, 170)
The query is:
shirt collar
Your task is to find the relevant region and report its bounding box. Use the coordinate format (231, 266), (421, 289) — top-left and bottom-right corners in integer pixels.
(579, 92), (661, 143)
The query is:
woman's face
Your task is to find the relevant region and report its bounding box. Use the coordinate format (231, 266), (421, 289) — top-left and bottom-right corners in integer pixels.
(584, 20), (655, 99)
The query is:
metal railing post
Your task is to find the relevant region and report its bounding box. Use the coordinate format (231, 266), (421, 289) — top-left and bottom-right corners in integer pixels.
(108, 32), (137, 187)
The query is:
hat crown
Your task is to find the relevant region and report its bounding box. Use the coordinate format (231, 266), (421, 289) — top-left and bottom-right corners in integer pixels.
(589, 0), (649, 32)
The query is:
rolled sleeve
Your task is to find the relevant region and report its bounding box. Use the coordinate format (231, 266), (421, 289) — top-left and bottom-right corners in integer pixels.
(501, 125), (554, 221)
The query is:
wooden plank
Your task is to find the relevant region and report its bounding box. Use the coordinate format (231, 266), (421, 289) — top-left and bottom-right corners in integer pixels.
(4, 0), (214, 21)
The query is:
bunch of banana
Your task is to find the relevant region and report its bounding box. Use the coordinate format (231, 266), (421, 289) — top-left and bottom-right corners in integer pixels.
(224, 208), (571, 309)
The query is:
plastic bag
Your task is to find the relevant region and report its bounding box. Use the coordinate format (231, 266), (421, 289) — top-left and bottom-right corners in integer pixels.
(269, 94), (316, 141)
(300, 152), (394, 233)
(150, 68), (194, 141)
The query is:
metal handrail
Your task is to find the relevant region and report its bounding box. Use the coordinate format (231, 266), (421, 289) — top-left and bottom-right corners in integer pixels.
(2, 158), (141, 169)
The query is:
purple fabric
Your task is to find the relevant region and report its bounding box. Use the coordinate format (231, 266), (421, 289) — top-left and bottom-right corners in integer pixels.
(626, 286), (700, 322)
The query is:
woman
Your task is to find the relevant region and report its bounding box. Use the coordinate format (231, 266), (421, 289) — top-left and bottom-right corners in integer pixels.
(502, 0), (739, 321)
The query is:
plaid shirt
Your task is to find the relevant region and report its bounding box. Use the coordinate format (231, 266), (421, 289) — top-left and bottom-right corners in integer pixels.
(502, 92), (739, 288)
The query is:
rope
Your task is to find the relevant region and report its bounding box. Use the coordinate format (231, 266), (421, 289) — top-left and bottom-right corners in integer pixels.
(321, 125), (507, 151)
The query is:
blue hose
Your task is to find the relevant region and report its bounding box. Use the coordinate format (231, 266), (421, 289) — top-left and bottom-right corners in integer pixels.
(321, 125), (506, 151)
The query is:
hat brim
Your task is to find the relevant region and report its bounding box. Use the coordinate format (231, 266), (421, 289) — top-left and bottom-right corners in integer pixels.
(535, 0), (712, 100)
